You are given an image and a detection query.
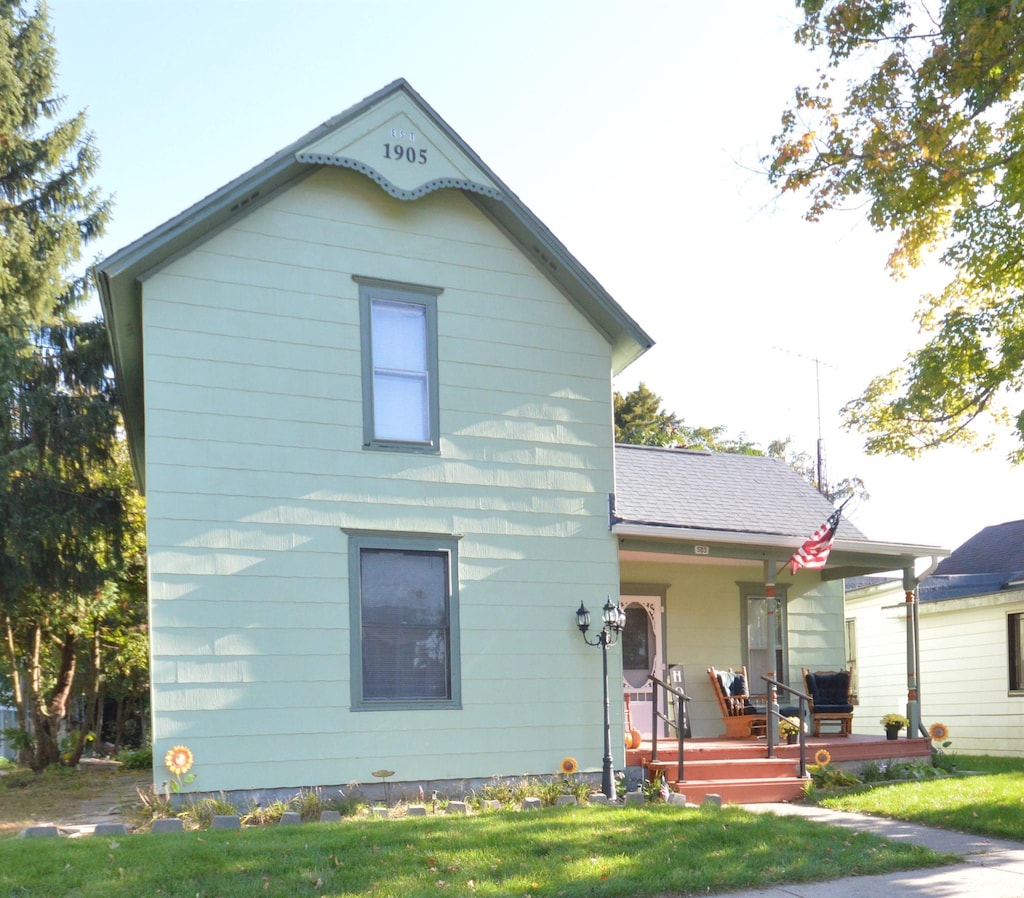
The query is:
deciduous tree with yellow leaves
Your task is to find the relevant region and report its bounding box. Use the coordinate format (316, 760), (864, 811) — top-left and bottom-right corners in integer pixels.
(768, 1), (1024, 462)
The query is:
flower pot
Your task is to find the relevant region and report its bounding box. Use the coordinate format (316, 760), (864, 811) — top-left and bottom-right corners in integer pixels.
(885, 727), (900, 740)
(786, 733), (798, 744)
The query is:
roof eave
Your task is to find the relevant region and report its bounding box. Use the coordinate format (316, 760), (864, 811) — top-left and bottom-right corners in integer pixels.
(613, 521), (948, 579)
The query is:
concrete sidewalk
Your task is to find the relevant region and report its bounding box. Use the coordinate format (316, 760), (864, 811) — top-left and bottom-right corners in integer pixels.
(720, 803), (1024, 897)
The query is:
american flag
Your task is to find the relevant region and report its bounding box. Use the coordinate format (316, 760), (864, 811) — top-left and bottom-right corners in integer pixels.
(660, 775), (670, 802)
(789, 506), (842, 574)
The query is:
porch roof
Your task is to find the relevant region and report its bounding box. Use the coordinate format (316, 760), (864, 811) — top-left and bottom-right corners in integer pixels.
(612, 444), (947, 581)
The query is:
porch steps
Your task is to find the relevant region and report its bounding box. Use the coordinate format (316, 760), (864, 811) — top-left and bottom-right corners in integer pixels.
(650, 755), (807, 805)
(632, 735), (932, 806)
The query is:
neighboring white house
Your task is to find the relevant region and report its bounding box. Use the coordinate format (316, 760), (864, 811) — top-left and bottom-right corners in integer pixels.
(96, 79), (945, 798)
(846, 520), (1024, 755)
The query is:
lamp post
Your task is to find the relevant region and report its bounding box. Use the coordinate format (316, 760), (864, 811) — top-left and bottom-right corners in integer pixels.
(576, 597), (627, 799)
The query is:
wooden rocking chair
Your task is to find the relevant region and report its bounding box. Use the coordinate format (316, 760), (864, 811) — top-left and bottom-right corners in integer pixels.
(707, 666), (768, 738)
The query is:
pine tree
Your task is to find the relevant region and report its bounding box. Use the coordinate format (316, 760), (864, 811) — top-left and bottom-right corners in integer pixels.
(0, 1), (132, 770)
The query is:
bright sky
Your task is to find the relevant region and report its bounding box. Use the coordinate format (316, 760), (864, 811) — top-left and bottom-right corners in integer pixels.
(46, 0), (1021, 555)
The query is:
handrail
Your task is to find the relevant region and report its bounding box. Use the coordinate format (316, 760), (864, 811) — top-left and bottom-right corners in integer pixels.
(760, 674), (810, 778)
(647, 674), (690, 783)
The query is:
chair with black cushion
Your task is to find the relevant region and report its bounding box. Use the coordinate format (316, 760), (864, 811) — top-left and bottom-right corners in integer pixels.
(802, 667), (854, 736)
(706, 666), (767, 738)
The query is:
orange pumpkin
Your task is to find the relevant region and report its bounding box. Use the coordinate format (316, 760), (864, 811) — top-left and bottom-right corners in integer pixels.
(625, 728), (642, 749)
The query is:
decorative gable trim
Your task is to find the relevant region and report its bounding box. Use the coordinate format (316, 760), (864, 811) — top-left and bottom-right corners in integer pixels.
(295, 152), (502, 201)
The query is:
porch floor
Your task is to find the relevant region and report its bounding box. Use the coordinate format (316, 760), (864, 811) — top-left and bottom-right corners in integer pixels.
(626, 734), (932, 805)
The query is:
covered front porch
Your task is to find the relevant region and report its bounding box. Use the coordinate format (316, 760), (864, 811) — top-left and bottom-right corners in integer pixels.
(626, 733), (933, 804)
(612, 446), (949, 750)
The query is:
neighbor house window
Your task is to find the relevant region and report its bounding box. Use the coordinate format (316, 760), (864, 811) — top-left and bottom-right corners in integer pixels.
(347, 531), (461, 710)
(1009, 612), (1024, 693)
(356, 278), (441, 451)
(845, 618), (859, 704)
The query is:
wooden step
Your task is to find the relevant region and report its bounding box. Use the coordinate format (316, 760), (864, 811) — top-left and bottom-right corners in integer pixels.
(680, 757), (800, 780)
(671, 776), (808, 805)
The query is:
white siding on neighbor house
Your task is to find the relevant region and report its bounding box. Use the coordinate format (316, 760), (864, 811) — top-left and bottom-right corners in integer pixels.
(618, 560), (846, 738)
(918, 590), (1024, 755)
(844, 583), (909, 736)
(847, 582), (1024, 754)
(142, 167), (621, 793)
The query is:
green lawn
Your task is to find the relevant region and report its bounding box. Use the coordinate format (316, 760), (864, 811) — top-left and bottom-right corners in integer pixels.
(814, 755), (1024, 841)
(0, 805), (948, 898)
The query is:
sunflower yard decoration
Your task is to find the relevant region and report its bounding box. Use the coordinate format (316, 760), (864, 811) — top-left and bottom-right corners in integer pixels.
(813, 748), (831, 767)
(559, 757), (578, 776)
(929, 722), (949, 742)
(164, 745), (197, 793)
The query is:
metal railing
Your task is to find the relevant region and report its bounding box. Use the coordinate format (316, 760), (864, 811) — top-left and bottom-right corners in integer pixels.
(646, 674), (691, 782)
(760, 675), (811, 779)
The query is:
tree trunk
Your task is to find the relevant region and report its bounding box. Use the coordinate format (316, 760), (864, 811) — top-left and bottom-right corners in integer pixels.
(28, 627), (77, 771)
(3, 615), (31, 765)
(64, 622), (101, 766)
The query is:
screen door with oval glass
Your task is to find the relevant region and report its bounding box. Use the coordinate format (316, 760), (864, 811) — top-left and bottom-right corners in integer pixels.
(620, 595), (664, 738)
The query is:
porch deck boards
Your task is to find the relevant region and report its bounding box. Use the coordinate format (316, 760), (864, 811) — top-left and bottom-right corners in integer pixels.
(627, 734), (932, 805)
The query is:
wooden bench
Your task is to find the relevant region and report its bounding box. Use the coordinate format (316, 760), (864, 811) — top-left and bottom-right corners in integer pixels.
(707, 666), (767, 738)
(802, 667), (854, 736)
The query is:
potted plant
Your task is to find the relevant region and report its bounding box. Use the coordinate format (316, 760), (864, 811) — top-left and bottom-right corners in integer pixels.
(779, 716), (802, 744)
(881, 712), (909, 740)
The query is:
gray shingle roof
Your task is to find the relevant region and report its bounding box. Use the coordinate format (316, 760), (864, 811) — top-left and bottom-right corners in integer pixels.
(613, 444), (866, 540)
(932, 519), (1024, 575)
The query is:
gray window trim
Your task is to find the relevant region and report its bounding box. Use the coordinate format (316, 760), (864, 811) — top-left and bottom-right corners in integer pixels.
(346, 529), (462, 711)
(355, 276), (442, 454)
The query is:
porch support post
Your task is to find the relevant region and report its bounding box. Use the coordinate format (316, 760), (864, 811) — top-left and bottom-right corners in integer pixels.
(902, 567), (920, 737)
(764, 560), (779, 746)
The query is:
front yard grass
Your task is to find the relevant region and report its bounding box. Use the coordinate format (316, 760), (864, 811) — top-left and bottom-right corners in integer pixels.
(813, 754), (1024, 841)
(0, 804), (948, 898)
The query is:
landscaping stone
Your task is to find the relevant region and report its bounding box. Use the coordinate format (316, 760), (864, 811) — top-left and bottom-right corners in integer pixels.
(21, 824), (59, 838)
(371, 806), (388, 818)
(94, 823), (129, 835)
(624, 791), (646, 806)
(481, 799), (502, 811)
(279, 811), (302, 825)
(211, 815), (241, 830)
(521, 797), (542, 810)
(667, 793), (688, 807)
(319, 810), (341, 823)
(152, 818), (184, 833)
(406, 805), (427, 816)
(446, 801), (469, 815)
(555, 795), (577, 806)
(588, 793), (610, 805)
(701, 794), (723, 808)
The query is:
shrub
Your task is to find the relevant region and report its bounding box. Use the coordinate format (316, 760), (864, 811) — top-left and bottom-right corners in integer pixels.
(117, 746), (153, 770)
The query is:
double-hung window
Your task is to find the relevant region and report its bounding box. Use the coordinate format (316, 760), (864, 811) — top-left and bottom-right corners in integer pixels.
(356, 278), (441, 451)
(347, 531), (461, 710)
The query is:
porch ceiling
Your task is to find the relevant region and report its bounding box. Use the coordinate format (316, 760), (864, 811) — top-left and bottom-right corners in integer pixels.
(614, 522), (948, 582)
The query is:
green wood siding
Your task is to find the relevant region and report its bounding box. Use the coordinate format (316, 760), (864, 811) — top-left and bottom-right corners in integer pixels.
(143, 167), (620, 792)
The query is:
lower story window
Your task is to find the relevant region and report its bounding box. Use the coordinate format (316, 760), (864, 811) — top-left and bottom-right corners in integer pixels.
(1009, 612), (1024, 692)
(347, 531), (461, 710)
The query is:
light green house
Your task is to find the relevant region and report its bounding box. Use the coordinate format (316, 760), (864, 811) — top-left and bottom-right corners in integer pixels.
(96, 79), (653, 797)
(97, 79), (943, 799)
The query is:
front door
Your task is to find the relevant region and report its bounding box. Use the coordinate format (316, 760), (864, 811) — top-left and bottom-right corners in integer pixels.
(621, 595), (664, 738)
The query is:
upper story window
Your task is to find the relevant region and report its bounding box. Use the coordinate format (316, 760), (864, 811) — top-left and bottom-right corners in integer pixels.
(356, 278), (441, 452)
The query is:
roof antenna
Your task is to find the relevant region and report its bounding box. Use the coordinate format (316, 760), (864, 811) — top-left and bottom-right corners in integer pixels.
(772, 347), (837, 497)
